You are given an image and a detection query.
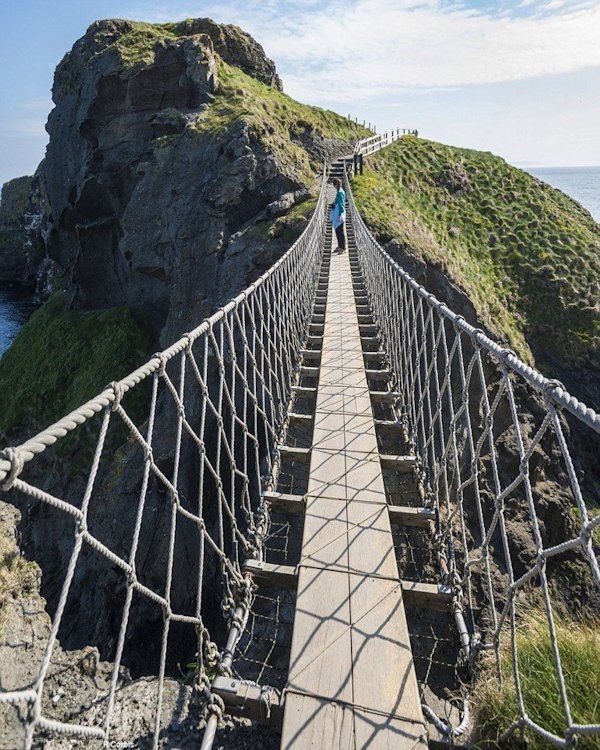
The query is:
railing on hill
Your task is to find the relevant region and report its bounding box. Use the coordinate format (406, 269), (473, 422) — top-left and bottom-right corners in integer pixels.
(0, 172), (328, 749)
(354, 127), (418, 157)
(345, 170), (600, 748)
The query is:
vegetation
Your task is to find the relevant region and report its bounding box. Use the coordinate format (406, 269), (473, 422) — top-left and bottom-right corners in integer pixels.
(474, 610), (600, 748)
(85, 19), (368, 185)
(351, 137), (600, 367)
(0, 514), (39, 632)
(0, 293), (149, 437)
(0, 176), (33, 227)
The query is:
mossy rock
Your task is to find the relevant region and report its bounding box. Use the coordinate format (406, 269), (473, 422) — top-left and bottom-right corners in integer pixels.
(0, 294), (150, 438)
(352, 138), (600, 367)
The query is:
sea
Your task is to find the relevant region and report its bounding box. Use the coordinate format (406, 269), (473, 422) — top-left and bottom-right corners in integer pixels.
(526, 165), (600, 222)
(0, 283), (38, 357)
(0, 166), (598, 357)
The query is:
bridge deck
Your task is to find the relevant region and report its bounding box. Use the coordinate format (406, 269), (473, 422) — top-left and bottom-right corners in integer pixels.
(281, 222), (427, 748)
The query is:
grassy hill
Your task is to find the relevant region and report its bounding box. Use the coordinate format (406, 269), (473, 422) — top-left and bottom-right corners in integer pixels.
(351, 137), (600, 371)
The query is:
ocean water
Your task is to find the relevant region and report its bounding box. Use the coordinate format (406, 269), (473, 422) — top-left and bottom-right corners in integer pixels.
(526, 165), (600, 223)
(0, 282), (37, 357)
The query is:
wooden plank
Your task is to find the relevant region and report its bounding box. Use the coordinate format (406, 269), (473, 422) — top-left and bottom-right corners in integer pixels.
(307, 448), (347, 499)
(388, 505), (435, 527)
(346, 501), (398, 579)
(281, 695), (354, 749)
(301, 496), (349, 571)
(287, 566), (353, 702)
(354, 710), (428, 749)
(349, 574), (423, 720)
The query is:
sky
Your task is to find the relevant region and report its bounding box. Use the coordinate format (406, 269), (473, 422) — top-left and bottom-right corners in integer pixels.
(1, 0), (599, 187)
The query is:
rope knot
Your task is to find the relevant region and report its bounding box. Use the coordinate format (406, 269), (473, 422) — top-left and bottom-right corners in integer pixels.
(0, 447), (25, 491)
(499, 347), (517, 366)
(543, 378), (566, 401)
(153, 352), (167, 376)
(110, 381), (124, 412)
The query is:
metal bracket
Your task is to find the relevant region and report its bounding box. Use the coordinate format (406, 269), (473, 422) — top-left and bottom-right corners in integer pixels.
(212, 676), (282, 727)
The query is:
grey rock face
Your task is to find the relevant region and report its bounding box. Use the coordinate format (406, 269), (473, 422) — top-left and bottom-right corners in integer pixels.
(36, 19), (335, 345)
(0, 177), (33, 283)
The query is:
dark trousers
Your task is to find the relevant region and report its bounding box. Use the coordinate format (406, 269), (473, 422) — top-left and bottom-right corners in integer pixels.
(335, 222), (346, 250)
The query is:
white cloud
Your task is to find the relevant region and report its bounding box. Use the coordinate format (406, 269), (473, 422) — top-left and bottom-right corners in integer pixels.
(124, 0), (600, 103)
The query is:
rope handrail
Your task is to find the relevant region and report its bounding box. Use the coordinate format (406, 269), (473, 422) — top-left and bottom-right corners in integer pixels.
(0, 175), (329, 486)
(0, 170), (329, 749)
(345, 168), (600, 748)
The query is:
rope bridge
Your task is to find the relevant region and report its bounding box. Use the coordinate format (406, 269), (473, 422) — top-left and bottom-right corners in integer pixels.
(0, 133), (598, 749)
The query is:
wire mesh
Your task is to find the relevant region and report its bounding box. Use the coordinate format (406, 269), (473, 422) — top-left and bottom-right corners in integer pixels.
(0, 173), (329, 748)
(347, 170), (600, 747)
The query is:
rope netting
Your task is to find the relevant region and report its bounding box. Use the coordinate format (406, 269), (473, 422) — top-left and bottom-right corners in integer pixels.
(346, 171), (600, 747)
(0, 172), (328, 748)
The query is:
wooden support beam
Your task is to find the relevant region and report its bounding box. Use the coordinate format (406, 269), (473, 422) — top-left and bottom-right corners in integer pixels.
(300, 365), (319, 376)
(359, 324), (378, 335)
(279, 446), (311, 464)
(243, 559), (298, 588)
(370, 390), (401, 403)
(263, 491), (306, 515)
(401, 580), (452, 611)
(212, 676), (282, 726)
(365, 369), (391, 382)
(374, 418), (403, 428)
(380, 454), (415, 471)
(360, 336), (380, 347)
(300, 349), (321, 362)
(364, 351), (386, 363)
(291, 385), (317, 398)
(388, 505), (435, 528)
(306, 335), (323, 345)
(288, 412), (314, 426)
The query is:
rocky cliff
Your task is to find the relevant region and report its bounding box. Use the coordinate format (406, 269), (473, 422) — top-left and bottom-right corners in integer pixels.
(0, 176), (34, 283)
(36, 17), (362, 347)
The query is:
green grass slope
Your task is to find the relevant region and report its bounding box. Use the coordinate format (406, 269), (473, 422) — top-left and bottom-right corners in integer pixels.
(0, 294), (149, 438)
(94, 19), (369, 185)
(351, 137), (600, 369)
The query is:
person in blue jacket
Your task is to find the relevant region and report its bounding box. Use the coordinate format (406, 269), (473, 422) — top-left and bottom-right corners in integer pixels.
(331, 178), (346, 251)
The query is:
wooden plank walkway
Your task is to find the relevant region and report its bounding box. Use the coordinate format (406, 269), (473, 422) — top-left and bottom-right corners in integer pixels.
(281, 219), (427, 749)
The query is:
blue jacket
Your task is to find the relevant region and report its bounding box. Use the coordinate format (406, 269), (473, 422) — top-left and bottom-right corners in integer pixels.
(330, 188), (346, 229)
